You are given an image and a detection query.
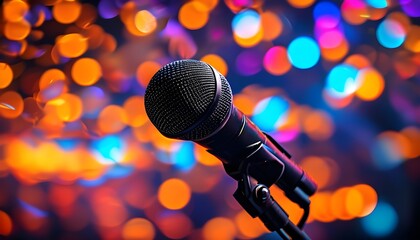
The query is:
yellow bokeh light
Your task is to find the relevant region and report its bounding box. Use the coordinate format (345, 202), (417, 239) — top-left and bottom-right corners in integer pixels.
(310, 191), (336, 222)
(261, 11), (283, 41)
(75, 3), (98, 28)
(71, 58), (102, 86)
(331, 187), (354, 220)
(345, 187), (364, 217)
(179, 1), (209, 30)
(235, 211), (267, 238)
(193, 0), (219, 11)
(39, 68), (67, 90)
(52, 0), (82, 24)
(97, 105), (127, 134)
(48, 93), (83, 122)
(300, 156), (337, 190)
(0, 210), (13, 236)
(0, 91), (24, 119)
(303, 110), (334, 140)
(194, 144), (220, 166)
(123, 96), (148, 128)
(136, 61), (161, 87)
(120, 1), (136, 24)
(233, 93), (256, 116)
(341, 2), (368, 25)
(367, 7), (387, 21)
(3, 0), (29, 22)
(233, 27), (263, 48)
(0, 63), (13, 89)
(344, 54), (371, 69)
(352, 184), (377, 217)
(201, 54), (228, 76)
(56, 33), (88, 58)
(401, 127), (420, 159)
(202, 217), (237, 240)
(355, 67), (385, 101)
(287, 0), (315, 8)
(158, 178), (191, 210)
(122, 218), (155, 240)
(4, 20), (31, 41)
(134, 10), (157, 34)
(321, 39), (349, 62)
(404, 26), (420, 53)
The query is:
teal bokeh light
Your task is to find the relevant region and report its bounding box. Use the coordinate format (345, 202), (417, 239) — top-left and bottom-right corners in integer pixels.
(252, 96), (290, 133)
(171, 142), (196, 172)
(287, 37), (320, 69)
(377, 19), (406, 48)
(232, 9), (261, 38)
(367, 0), (388, 8)
(92, 135), (125, 164)
(325, 64), (359, 98)
(361, 201), (398, 237)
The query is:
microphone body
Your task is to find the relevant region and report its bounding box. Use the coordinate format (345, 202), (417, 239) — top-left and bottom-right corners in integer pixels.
(197, 104), (317, 203)
(144, 59), (317, 206)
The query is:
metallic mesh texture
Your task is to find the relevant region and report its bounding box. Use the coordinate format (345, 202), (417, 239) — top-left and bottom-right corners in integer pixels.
(144, 59), (232, 140)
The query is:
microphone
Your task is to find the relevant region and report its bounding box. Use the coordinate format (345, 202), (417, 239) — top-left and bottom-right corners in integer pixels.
(144, 59), (317, 207)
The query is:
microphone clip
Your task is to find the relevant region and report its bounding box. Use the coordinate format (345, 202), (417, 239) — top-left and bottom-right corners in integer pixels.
(232, 161), (311, 240)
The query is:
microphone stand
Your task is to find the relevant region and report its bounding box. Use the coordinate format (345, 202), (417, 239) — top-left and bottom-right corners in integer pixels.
(231, 161), (311, 240)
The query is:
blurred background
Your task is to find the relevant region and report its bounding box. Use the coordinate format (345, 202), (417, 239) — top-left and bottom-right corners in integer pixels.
(0, 0), (419, 239)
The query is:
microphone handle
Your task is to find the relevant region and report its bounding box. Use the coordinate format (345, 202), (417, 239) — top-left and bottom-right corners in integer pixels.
(197, 106), (317, 200)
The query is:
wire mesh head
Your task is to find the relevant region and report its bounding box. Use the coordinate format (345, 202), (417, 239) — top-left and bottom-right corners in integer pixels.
(144, 59), (232, 140)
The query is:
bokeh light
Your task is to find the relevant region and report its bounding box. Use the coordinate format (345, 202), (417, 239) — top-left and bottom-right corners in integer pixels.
(252, 96), (290, 132)
(158, 178), (191, 210)
(4, 20), (31, 41)
(3, 0), (29, 22)
(179, 1), (209, 30)
(325, 64), (360, 98)
(263, 46), (291, 76)
(122, 218), (155, 240)
(202, 217), (237, 240)
(56, 33), (88, 58)
(287, 37), (320, 69)
(136, 61), (161, 87)
(201, 54), (228, 76)
(376, 19), (407, 48)
(261, 11), (283, 41)
(135, 10), (157, 34)
(52, 0), (82, 24)
(97, 105), (127, 134)
(361, 201), (398, 237)
(72, 58), (102, 86)
(355, 67), (385, 101)
(232, 10), (261, 39)
(0, 63), (13, 89)
(0, 210), (12, 236)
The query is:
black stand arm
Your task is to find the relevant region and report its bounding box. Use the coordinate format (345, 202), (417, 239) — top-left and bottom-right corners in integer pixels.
(233, 169), (310, 240)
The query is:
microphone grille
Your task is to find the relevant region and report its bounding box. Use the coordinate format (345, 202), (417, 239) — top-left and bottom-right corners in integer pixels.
(144, 59), (232, 140)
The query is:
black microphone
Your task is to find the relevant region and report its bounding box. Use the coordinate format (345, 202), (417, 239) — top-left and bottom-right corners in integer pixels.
(144, 59), (317, 207)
